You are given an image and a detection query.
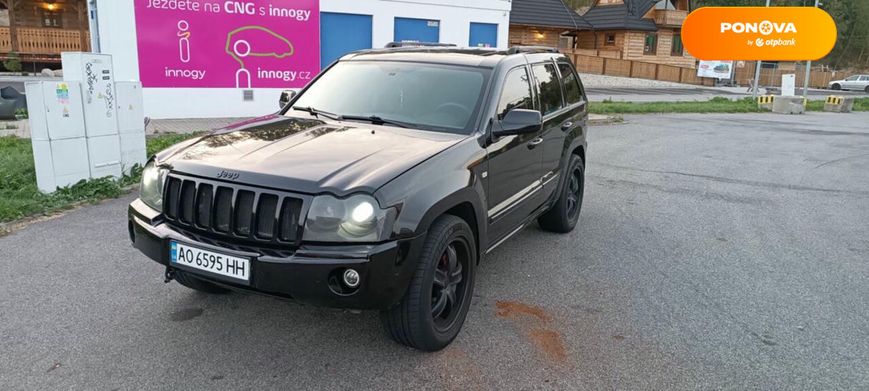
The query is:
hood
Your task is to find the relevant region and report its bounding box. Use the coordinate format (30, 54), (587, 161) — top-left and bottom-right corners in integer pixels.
(161, 114), (467, 195)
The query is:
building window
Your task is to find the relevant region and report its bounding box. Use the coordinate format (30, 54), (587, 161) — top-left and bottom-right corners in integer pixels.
(671, 31), (684, 56)
(41, 9), (63, 28)
(605, 33), (616, 46)
(643, 33), (657, 55)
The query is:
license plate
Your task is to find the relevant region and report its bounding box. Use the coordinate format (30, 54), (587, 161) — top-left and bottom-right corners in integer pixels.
(170, 241), (250, 282)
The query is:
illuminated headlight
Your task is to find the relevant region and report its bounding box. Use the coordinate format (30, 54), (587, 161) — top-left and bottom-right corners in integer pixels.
(140, 160), (168, 211)
(303, 194), (396, 242)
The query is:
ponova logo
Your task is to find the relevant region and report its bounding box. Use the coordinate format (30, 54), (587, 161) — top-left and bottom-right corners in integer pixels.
(720, 21), (797, 35)
(682, 7), (837, 60)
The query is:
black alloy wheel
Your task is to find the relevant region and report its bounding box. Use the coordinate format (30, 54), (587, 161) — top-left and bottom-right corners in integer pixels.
(381, 215), (476, 351)
(538, 154), (585, 233)
(566, 166), (583, 221)
(431, 239), (470, 332)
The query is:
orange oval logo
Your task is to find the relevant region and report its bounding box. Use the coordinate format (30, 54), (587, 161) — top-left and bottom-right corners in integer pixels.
(682, 7), (837, 61)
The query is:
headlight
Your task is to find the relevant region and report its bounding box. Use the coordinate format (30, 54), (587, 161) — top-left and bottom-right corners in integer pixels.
(140, 160), (168, 211)
(303, 194), (396, 242)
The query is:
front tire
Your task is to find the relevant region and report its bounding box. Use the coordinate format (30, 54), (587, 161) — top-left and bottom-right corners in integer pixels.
(380, 215), (476, 351)
(538, 154), (585, 233)
(174, 270), (231, 294)
(831, 83), (841, 90)
(864, 85), (869, 93)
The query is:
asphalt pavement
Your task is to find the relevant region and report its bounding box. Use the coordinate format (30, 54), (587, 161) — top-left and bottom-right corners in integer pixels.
(2, 112), (868, 390)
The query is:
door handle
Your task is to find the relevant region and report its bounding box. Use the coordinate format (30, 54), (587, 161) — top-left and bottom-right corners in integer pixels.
(561, 122), (574, 131)
(527, 137), (544, 149)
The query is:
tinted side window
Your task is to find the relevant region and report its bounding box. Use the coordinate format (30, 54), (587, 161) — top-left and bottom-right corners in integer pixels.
(532, 63), (563, 116)
(557, 62), (583, 105)
(496, 67), (534, 119)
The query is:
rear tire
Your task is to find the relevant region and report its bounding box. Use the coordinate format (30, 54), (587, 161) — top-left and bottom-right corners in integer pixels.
(831, 83), (841, 90)
(864, 86), (869, 93)
(538, 154), (584, 233)
(380, 215), (476, 351)
(174, 270), (231, 294)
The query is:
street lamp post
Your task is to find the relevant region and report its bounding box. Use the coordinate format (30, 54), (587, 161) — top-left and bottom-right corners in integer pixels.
(752, 0), (771, 99)
(802, 0), (820, 100)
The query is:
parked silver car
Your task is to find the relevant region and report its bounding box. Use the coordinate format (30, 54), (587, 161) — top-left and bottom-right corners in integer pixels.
(829, 75), (869, 92)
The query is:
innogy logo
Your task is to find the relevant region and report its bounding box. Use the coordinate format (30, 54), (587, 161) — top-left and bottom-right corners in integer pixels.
(720, 21), (797, 36)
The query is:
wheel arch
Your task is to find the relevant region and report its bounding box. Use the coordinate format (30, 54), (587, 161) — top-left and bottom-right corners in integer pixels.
(572, 144), (585, 163)
(414, 189), (486, 262)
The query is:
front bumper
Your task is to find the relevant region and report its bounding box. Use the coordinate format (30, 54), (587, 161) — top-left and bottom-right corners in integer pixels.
(128, 199), (423, 310)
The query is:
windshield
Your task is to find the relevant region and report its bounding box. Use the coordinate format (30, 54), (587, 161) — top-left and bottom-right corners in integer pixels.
(288, 61), (490, 134)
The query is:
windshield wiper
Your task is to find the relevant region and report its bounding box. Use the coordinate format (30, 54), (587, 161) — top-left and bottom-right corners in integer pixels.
(292, 106), (341, 121)
(339, 115), (411, 129)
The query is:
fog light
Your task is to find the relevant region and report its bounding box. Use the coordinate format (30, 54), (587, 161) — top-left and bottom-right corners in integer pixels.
(343, 269), (360, 288)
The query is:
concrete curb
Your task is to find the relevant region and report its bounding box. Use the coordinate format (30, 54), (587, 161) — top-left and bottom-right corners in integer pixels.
(588, 114), (622, 126)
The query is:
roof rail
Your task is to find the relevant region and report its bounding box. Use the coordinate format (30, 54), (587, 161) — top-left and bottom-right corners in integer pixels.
(506, 46), (559, 54)
(384, 41), (458, 48)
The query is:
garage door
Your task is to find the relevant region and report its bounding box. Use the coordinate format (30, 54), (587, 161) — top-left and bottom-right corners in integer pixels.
(394, 17), (440, 43)
(321, 12), (373, 68)
(470, 22), (498, 48)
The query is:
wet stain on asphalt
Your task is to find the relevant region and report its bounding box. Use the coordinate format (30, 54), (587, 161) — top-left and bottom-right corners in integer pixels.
(495, 300), (552, 322)
(612, 335), (626, 341)
(529, 329), (568, 361)
(495, 301), (568, 364)
(170, 307), (204, 322)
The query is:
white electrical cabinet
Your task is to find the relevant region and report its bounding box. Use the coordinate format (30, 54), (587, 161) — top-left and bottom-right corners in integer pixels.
(26, 81), (87, 141)
(61, 52), (118, 137)
(28, 52), (148, 192)
(116, 81), (144, 133)
(62, 52), (125, 178)
(87, 135), (123, 179)
(116, 81), (147, 173)
(26, 81), (91, 193)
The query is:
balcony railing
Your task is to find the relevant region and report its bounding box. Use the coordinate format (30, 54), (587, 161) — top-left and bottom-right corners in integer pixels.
(653, 9), (688, 27)
(0, 27), (89, 55)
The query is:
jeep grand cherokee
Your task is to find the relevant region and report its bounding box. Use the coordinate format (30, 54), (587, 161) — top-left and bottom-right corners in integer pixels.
(129, 46), (588, 351)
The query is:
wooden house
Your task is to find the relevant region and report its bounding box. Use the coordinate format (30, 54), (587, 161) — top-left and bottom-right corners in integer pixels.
(1, 0), (90, 66)
(578, 0), (695, 67)
(509, 0), (591, 49)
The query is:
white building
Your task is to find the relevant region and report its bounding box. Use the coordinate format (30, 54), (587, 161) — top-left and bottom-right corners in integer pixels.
(94, 0), (512, 119)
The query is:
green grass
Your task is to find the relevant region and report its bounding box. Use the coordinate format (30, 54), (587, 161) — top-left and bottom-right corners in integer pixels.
(0, 133), (199, 224)
(590, 97), (869, 114)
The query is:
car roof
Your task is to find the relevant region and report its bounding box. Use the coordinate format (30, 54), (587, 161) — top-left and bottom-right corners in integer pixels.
(340, 46), (565, 68)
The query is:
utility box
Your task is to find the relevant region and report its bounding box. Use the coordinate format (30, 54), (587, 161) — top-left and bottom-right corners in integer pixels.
(61, 52), (118, 137)
(26, 81), (86, 141)
(86, 135), (123, 179)
(823, 96), (854, 113)
(116, 81), (144, 133)
(115, 81), (147, 173)
(781, 74), (796, 97)
(62, 52), (123, 178)
(28, 52), (146, 191)
(25, 81), (92, 193)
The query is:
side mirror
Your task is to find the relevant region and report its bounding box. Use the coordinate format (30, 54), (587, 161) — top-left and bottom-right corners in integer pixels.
(493, 109), (542, 137)
(279, 90), (297, 109)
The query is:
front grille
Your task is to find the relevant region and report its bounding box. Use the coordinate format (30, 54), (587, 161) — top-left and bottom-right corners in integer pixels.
(163, 174), (305, 247)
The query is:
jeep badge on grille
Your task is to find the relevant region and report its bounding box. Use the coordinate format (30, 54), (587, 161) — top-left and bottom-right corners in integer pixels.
(216, 170), (240, 180)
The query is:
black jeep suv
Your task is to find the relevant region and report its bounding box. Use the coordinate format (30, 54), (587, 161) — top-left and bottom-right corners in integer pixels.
(129, 46), (588, 351)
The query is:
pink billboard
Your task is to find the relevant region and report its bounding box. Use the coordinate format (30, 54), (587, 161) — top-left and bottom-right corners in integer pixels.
(133, 0), (320, 88)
